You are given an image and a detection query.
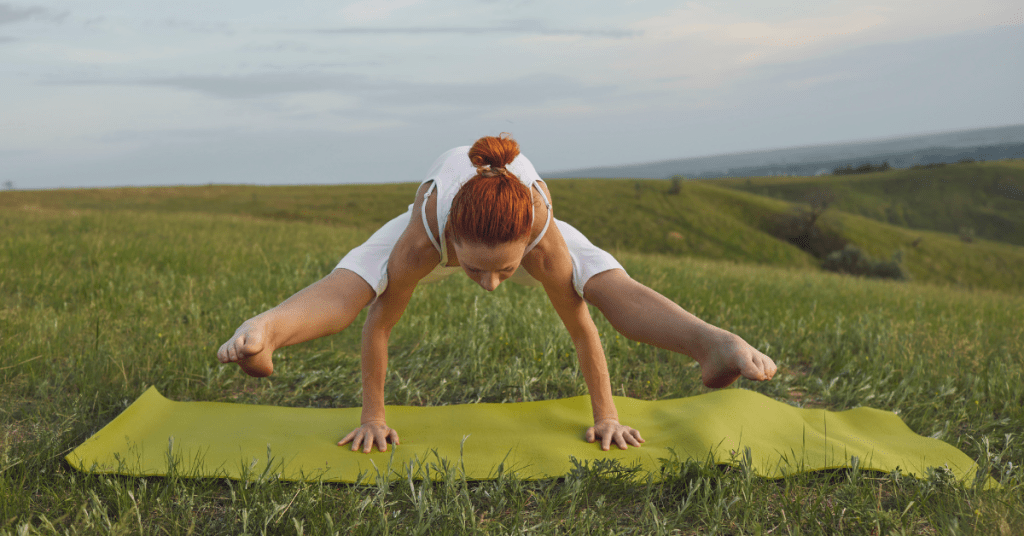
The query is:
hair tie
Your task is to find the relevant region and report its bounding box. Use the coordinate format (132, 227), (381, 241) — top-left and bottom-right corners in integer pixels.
(476, 165), (516, 179)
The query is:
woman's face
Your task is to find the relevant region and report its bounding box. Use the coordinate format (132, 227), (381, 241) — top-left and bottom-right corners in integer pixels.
(453, 240), (528, 292)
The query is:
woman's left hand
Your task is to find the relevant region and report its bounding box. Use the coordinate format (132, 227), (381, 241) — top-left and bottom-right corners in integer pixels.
(586, 420), (645, 450)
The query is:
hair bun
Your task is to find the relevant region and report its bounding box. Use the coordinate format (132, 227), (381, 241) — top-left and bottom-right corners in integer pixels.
(450, 133), (532, 246)
(468, 133), (519, 169)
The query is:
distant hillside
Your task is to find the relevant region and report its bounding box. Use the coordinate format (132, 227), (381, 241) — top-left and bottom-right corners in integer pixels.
(4, 178), (1024, 294)
(714, 159), (1024, 247)
(543, 124), (1024, 179)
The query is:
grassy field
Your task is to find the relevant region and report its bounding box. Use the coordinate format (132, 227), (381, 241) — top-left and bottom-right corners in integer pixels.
(713, 159), (1024, 247)
(1, 181), (1023, 534)
(4, 169), (1024, 294)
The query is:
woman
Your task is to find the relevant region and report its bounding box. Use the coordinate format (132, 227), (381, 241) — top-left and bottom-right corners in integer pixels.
(217, 134), (777, 453)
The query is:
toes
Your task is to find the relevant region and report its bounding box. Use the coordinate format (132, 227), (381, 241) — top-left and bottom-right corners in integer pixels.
(743, 351), (778, 381)
(756, 352), (777, 380)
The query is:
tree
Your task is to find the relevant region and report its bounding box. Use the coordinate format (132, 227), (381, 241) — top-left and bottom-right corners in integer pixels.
(2, 181), (13, 190)
(797, 187), (838, 235)
(666, 176), (683, 195)
(769, 187), (846, 258)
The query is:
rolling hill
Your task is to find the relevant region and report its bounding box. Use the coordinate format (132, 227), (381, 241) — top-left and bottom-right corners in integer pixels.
(4, 162), (1023, 294)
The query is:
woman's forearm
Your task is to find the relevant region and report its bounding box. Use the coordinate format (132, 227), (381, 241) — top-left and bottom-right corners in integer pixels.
(571, 326), (619, 424)
(359, 317), (390, 424)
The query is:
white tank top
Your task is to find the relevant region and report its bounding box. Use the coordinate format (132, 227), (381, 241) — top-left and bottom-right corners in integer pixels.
(418, 146), (552, 271)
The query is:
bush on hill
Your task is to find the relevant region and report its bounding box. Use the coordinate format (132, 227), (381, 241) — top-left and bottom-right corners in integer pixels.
(822, 245), (908, 280)
(765, 185), (909, 281)
(768, 187), (848, 257)
(833, 162), (891, 175)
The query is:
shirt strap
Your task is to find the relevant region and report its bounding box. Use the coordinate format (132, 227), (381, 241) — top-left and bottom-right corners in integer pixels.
(525, 181), (552, 254)
(420, 181), (446, 265)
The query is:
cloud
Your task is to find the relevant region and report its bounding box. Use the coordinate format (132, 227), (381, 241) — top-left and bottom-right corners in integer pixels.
(49, 71), (618, 114)
(133, 72), (370, 99)
(605, 0), (1023, 87)
(0, 3), (44, 24)
(301, 18), (639, 38)
(0, 3), (63, 25)
(337, 0), (423, 24)
(157, 18), (233, 35)
(365, 74), (618, 110)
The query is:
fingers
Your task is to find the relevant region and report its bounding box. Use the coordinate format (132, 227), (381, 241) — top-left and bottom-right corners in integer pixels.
(365, 427), (398, 453)
(611, 429), (644, 450)
(590, 424), (644, 450)
(338, 424), (398, 453)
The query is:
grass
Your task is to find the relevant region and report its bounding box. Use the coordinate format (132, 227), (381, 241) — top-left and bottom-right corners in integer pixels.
(6, 168), (1024, 294)
(713, 159), (1024, 247)
(1, 186), (1023, 534)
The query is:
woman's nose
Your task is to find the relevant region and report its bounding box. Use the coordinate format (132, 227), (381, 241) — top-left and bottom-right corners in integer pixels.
(481, 273), (499, 291)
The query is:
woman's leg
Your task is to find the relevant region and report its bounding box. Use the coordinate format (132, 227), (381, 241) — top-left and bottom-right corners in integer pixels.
(223, 268), (375, 377)
(582, 269), (776, 388)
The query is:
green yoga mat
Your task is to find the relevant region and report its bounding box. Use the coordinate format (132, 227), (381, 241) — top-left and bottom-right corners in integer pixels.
(67, 387), (989, 486)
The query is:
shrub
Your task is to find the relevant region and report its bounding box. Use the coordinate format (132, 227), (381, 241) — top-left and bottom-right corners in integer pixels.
(822, 245), (908, 280)
(666, 176), (683, 195)
(768, 188), (846, 259)
(833, 162), (891, 175)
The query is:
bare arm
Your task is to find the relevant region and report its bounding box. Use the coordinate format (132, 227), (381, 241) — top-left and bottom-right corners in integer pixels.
(339, 268), (417, 452)
(521, 190), (643, 450)
(338, 183), (440, 452)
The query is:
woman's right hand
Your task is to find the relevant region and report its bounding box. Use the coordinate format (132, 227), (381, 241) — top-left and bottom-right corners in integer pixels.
(339, 421), (400, 453)
(217, 318), (276, 377)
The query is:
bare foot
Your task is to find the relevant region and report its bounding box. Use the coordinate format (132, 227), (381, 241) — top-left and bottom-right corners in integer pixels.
(237, 353), (274, 377)
(217, 322), (275, 377)
(699, 330), (777, 389)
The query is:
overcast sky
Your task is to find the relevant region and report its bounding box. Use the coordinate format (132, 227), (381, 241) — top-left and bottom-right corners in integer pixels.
(2, 1), (1022, 190)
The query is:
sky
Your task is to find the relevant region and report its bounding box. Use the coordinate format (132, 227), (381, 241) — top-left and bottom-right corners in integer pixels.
(2, 0), (1022, 190)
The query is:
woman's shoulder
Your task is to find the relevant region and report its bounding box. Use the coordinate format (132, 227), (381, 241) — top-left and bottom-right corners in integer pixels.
(533, 179), (553, 206)
(385, 188), (442, 289)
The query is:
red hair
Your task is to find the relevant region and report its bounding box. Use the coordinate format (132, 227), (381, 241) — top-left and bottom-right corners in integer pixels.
(449, 133), (533, 246)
